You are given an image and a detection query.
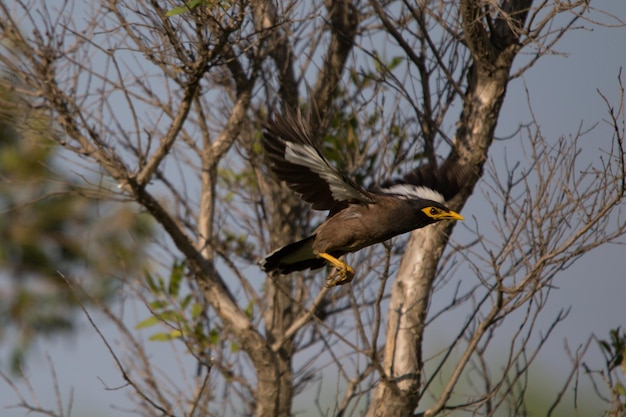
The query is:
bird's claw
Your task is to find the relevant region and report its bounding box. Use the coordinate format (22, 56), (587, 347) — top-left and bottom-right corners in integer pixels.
(325, 265), (355, 287)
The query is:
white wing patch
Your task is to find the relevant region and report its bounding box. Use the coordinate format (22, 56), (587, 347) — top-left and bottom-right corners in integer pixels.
(379, 184), (445, 204)
(284, 142), (370, 203)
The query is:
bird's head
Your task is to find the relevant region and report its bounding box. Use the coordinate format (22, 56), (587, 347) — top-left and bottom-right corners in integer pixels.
(420, 202), (464, 222)
(410, 199), (464, 226)
(382, 184), (464, 226)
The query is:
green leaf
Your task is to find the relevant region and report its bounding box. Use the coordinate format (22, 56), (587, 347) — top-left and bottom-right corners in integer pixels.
(168, 261), (185, 296)
(209, 329), (220, 345)
(158, 309), (184, 323)
(149, 300), (169, 310)
(191, 302), (204, 320)
(180, 294), (193, 310)
(144, 270), (159, 293)
(148, 330), (182, 342)
(194, 323), (206, 341)
(599, 339), (611, 354)
(136, 309), (184, 330)
(165, 0), (205, 16)
(245, 300), (254, 318)
(387, 56), (403, 71)
(135, 316), (162, 330)
(157, 275), (166, 292)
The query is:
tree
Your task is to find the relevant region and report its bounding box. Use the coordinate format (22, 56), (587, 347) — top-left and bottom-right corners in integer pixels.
(0, 1), (624, 416)
(0, 70), (153, 371)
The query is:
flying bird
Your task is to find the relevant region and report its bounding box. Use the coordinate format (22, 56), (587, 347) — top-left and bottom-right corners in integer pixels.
(260, 110), (464, 286)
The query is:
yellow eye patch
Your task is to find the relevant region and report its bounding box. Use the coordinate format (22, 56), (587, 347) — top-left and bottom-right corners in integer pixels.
(421, 207), (464, 221)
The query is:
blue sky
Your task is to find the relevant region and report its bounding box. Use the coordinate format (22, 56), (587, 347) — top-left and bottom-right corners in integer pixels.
(2, 3), (626, 417)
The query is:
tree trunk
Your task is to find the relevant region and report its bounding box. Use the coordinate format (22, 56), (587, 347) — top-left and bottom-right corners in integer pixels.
(366, 1), (532, 415)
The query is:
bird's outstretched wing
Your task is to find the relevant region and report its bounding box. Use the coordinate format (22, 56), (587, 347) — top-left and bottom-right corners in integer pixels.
(377, 158), (469, 202)
(262, 110), (375, 211)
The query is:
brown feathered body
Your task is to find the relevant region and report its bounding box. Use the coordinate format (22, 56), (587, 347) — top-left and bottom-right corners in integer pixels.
(260, 110), (464, 275)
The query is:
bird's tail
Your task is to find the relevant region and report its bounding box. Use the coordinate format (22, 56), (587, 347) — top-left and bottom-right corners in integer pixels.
(260, 235), (327, 274)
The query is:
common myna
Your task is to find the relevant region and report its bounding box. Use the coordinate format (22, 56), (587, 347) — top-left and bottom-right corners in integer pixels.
(260, 110), (464, 286)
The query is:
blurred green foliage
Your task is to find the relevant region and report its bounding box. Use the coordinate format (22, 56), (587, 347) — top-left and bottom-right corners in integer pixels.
(165, 0), (229, 17)
(0, 80), (153, 373)
(137, 260), (217, 352)
(137, 261), (193, 341)
(598, 327), (626, 415)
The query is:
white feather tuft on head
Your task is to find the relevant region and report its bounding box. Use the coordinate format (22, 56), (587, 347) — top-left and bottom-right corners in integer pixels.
(379, 184), (445, 204)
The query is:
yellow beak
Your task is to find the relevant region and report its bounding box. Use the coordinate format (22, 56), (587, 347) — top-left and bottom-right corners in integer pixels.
(440, 210), (464, 221)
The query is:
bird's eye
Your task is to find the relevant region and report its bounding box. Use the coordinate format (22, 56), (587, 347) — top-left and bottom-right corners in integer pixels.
(430, 207), (438, 216)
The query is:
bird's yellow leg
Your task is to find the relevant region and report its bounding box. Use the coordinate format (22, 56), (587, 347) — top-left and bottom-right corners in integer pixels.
(318, 252), (355, 287)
